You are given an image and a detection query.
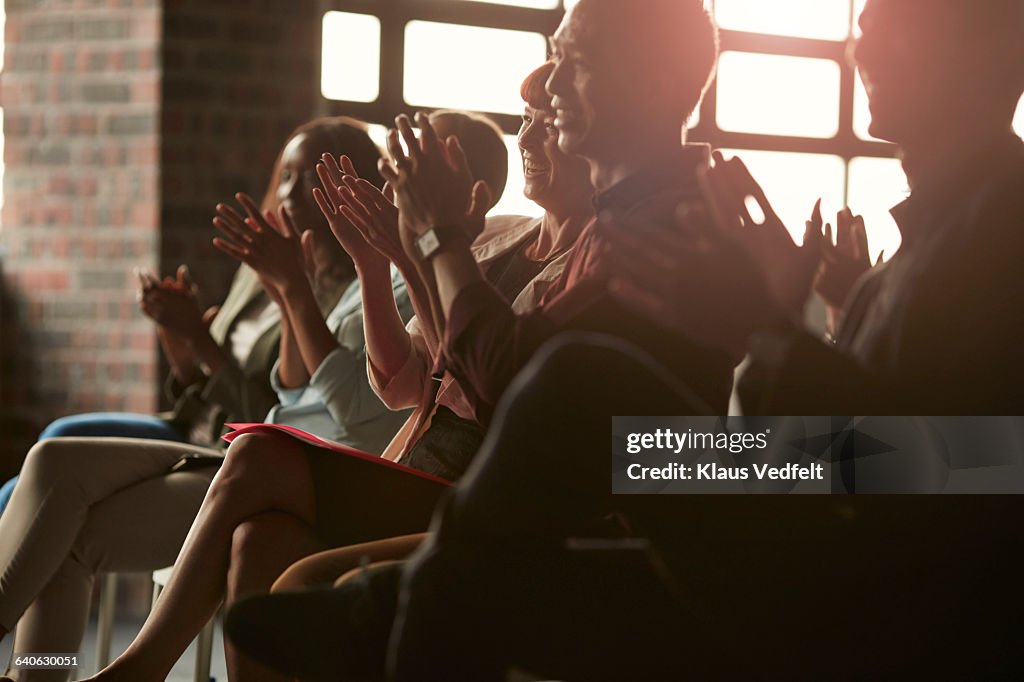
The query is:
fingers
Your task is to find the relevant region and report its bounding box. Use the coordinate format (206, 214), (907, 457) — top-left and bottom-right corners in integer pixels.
(316, 163), (343, 214)
(415, 112), (441, 156)
(339, 154), (359, 179)
(300, 228), (319, 275)
(202, 305), (220, 325)
(378, 158), (400, 188)
(313, 187), (337, 223)
(386, 129), (410, 173)
(212, 236), (250, 263)
(278, 206), (300, 239)
(809, 198), (823, 230)
(396, 114), (422, 164)
(852, 215), (868, 262)
(235, 193), (270, 234)
(321, 153), (346, 187)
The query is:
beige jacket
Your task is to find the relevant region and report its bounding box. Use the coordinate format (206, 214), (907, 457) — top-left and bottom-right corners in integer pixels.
(369, 215), (574, 462)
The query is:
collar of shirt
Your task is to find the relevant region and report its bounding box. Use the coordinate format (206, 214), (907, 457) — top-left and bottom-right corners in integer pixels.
(592, 143), (710, 215)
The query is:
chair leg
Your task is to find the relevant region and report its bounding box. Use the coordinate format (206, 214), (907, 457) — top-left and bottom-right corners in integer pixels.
(94, 573), (119, 673)
(194, 616), (215, 682)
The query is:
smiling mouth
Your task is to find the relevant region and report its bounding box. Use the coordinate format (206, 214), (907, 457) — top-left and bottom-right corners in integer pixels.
(524, 162), (550, 177)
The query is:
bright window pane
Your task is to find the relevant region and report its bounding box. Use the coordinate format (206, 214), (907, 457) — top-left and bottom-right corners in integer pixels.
(847, 157), (907, 262)
(491, 135), (544, 218)
(322, 12), (381, 103)
(404, 22), (548, 115)
(715, 0), (851, 41)
(717, 52), (842, 138)
(852, 70), (879, 141)
(853, 0), (867, 36)
(720, 149), (846, 243)
(1015, 93), (1024, 137)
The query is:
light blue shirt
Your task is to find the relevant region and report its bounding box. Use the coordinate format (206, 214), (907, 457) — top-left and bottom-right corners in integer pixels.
(265, 268), (413, 454)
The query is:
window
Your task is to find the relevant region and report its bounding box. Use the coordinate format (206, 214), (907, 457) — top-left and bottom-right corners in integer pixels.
(403, 22), (547, 115)
(320, 0), (902, 228)
(322, 12), (382, 103)
(708, 0), (900, 260)
(715, 0), (850, 41)
(716, 52), (841, 139)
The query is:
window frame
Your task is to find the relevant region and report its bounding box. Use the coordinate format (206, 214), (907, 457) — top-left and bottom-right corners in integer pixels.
(319, 0), (900, 196)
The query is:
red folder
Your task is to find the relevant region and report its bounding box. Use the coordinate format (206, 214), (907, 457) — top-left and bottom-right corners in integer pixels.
(223, 423), (453, 487)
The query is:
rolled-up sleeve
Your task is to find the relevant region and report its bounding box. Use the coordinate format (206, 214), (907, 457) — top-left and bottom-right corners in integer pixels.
(367, 317), (431, 411)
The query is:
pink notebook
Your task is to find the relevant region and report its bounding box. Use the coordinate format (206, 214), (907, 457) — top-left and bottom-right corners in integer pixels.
(223, 423), (453, 487)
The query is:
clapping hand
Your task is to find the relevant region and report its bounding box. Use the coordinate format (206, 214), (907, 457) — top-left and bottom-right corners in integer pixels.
(313, 153), (396, 273)
(137, 265), (208, 339)
(700, 152), (823, 316)
(378, 113), (491, 257)
(815, 208), (875, 309)
(212, 194), (307, 294)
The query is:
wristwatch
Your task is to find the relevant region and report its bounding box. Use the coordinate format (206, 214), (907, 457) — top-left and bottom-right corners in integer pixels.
(415, 225), (469, 261)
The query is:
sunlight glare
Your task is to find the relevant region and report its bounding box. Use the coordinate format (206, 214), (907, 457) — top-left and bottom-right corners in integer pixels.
(715, 0), (851, 41)
(404, 22), (548, 115)
(717, 52), (841, 139)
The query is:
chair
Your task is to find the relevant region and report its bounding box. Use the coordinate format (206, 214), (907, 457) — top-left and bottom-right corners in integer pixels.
(93, 570), (216, 682)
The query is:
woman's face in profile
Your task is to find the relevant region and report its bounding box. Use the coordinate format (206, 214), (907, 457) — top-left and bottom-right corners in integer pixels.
(518, 104), (592, 210)
(276, 132), (327, 234)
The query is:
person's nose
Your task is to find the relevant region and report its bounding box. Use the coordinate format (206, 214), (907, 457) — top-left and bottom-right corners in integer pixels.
(546, 60), (568, 100)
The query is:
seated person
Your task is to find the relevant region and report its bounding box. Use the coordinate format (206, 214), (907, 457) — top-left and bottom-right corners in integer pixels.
(0, 117), (412, 682)
(82, 109), (549, 682)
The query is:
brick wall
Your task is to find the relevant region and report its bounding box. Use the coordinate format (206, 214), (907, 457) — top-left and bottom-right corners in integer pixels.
(160, 0), (320, 303)
(1, 0), (163, 425)
(0, 0), (321, 431)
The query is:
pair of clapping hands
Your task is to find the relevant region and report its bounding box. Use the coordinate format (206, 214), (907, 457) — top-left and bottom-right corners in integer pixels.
(136, 265), (216, 341)
(212, 113), (488, 292)
(604, 152), (876, 355)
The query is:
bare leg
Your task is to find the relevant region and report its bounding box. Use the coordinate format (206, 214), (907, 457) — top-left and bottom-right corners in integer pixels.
(272, 534), (426, 592)
(224, 511), (323, 682)
(83, 433), (318, 682)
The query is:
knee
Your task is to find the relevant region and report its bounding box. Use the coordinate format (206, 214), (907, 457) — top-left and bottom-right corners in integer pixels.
(214, 433), (294, 492)
(20, 439), (83, 490)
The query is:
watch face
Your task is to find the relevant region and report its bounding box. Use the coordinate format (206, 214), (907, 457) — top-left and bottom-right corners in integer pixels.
(417, 230), (441, 259)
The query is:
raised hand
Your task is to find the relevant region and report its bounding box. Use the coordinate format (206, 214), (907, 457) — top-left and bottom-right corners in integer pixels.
(815, 208), (873, 309)
(212, 193), (306, 293)
(312, 154), (392, 273)
(137, 265), (207, 340)
(701, 152), (822, 316)
(378, 113), (491, 255)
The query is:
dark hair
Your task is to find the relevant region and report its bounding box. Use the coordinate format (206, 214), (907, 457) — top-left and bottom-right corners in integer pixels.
(521, 62), (556, 111)
(579, 0), (719, 123)
(429, 110), (508, 209)
(261, 116), (384, 213)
